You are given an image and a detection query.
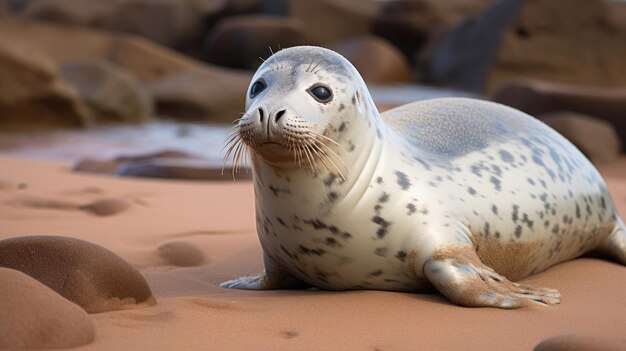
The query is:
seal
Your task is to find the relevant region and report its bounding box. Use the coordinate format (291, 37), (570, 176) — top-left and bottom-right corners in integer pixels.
(220, 46), (626, 308)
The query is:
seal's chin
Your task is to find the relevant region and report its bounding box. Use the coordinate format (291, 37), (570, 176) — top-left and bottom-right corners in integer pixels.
(249, 141), (296, 166)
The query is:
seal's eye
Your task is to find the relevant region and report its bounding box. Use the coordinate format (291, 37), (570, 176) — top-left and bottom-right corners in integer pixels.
(249, 80), (266, 98)
(308, 84), (333, 103)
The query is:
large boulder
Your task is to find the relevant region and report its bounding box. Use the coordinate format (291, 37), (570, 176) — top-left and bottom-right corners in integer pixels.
(60, 59), (154, 123)
(540, 112), (621, 164)
(420, 0), (524, 92)
(492, 79), (626, 151)
(204, 15), (312, 70)
(0, 35), (92, 131)
(487, 0), (626, 92)
(288, 0), (380, 44)
(23, 0), (228, 52)
(0, 235), (155, 313)
(146, 68), (248, 123)
(0, 268), (95, 349)
(329, 36), (414, 84)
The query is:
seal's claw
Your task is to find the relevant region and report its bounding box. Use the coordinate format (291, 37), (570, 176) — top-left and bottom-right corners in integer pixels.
(220, 275), (266, 290)
(424, 254), (562, 308)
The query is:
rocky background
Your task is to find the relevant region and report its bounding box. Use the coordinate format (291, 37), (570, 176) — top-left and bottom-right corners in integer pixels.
(1, 0), (625, 172)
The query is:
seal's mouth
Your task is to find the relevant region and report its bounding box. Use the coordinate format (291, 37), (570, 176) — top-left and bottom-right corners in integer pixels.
(222, 118), (349, 181)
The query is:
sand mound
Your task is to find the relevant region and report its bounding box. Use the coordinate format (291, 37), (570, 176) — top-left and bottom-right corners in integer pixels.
(534, 334), (626, 351)
(158, 241), (205, 267)
(0, 267), (95, 349)
(0, 235), (155, 313)
(79, 198), (130, 216)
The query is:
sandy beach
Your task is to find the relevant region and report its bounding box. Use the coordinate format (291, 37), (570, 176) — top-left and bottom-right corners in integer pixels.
(1, 155), (625, 350)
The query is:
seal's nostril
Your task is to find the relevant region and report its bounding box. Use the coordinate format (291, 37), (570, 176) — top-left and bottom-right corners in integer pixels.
(258, 108), (264, 123)
(275, 109), (286, 122)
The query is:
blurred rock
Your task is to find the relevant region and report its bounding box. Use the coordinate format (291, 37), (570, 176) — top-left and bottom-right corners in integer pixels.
(60, 59), (154, 123)
(288, 0), (380, 44)
(0, 268), (95, 349)
(224, 0), (288, 16)
(493, 80), (626, 151)
(74, 150), (197, 175)
(23, 0), (228, 53)
(158, 241), (205, 267)
(146, 69), (248, 122)
(421, 0), (523, 92)
(204, 15), (311, 70)
(487, 0), (626, 92)
(116, 158), (252, 181)
(0, 235), (155, 313)
(329, 36), (413, 84)
(0, 19), (252, 123)
(534, 334), (626, 351)
(540, 112), (621, 164)
(0, 35), (92, 131)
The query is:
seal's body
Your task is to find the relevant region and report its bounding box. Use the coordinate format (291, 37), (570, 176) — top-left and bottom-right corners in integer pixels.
(221, 46), (626, 308)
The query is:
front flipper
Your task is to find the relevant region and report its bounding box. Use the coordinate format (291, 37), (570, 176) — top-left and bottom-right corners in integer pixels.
(424, 247), (561, 308)
(220, 254), (310, 290)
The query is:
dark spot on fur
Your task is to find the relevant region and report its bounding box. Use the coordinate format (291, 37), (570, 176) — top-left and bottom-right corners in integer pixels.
(368, 270), (383, 277)
(491, 204), (498, 215)
(372, 216), (391, 238)
(499, 150), (515, 163)
(376, 177), (383, 184)
(407, 203), (417, 215)
(378, 192), (390, 203)
(396, 251), (407, 262)
(394, 171), (411, 190)
(375, 247), (388, 257)
(515, 225), (522, 238)
(490, 176), (502, 191)
(467, 187), (477, 196)
(276, 217), (287, 227)
(328, 192), (339, 203)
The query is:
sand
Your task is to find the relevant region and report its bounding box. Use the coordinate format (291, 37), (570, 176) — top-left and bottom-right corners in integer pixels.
(0, 154), (625, 350)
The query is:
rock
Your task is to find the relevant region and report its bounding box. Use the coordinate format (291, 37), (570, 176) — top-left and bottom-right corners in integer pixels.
(534, 334), (626, 351)
(73, 150), (200, 175)
(288, 0), (380, 44)
(492, 80), (626, 151)
(60, 59), (154, 123)
(0, 235), (155, 313)
(0, 19), (252, 122)
(329, 36), (413, 84)
(23, 0), (228, 52)
(487, 0), (626, 92)
(116, 158), (252, 181)
(204, 15), (312, 70)
(372, 0), (452, 59)
(421, 0), (524, 92)
(0, 34), (92, 131)
(539, 112), (621, 164)
(146, 69), (249, 123)
(0, 268), (95, 349)
(158, 241), (205, 267)
(79, 198), (131, 216)
(73, 158), (121, 175)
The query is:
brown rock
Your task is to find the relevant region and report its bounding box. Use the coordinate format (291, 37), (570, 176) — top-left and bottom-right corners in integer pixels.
(534, 334), (626, 351)
(23, 0), (228, 51)
(79, 198), (131, 216)
(492, 80), (626, 151)
(73, 150), (200, 175)
(487, 0), (626, 92)
(372, 0), (452, 59)
(329, 36), (413, 84)
(0, 236), (155, 313)
(0, 268), (95, 349)
(0, 34), (92, 131)
(146, 69), (249, 122)
(540, 112), (621, 164)
(158, 241), (205, 267)
(0, 19), (252, 123)
(116, 158), (252, 181)
(60, 59), (154, 123)
(288, 0), (380, 44)
(204, 15), (312, 70)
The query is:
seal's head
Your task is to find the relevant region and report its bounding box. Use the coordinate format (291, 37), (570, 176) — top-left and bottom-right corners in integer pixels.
(224, 46), (375, 179)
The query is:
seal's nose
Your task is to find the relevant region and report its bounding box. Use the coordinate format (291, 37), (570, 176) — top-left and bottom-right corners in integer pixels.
(275, 109), (286, 123)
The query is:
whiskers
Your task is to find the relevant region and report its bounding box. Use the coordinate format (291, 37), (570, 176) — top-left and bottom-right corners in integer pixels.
(221, 116), (252, 180)
(283, 121), (349, 182)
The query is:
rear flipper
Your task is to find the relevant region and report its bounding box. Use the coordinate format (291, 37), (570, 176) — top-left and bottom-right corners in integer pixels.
(597, 218), (626, 265)
(424, 247), (561, 308)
